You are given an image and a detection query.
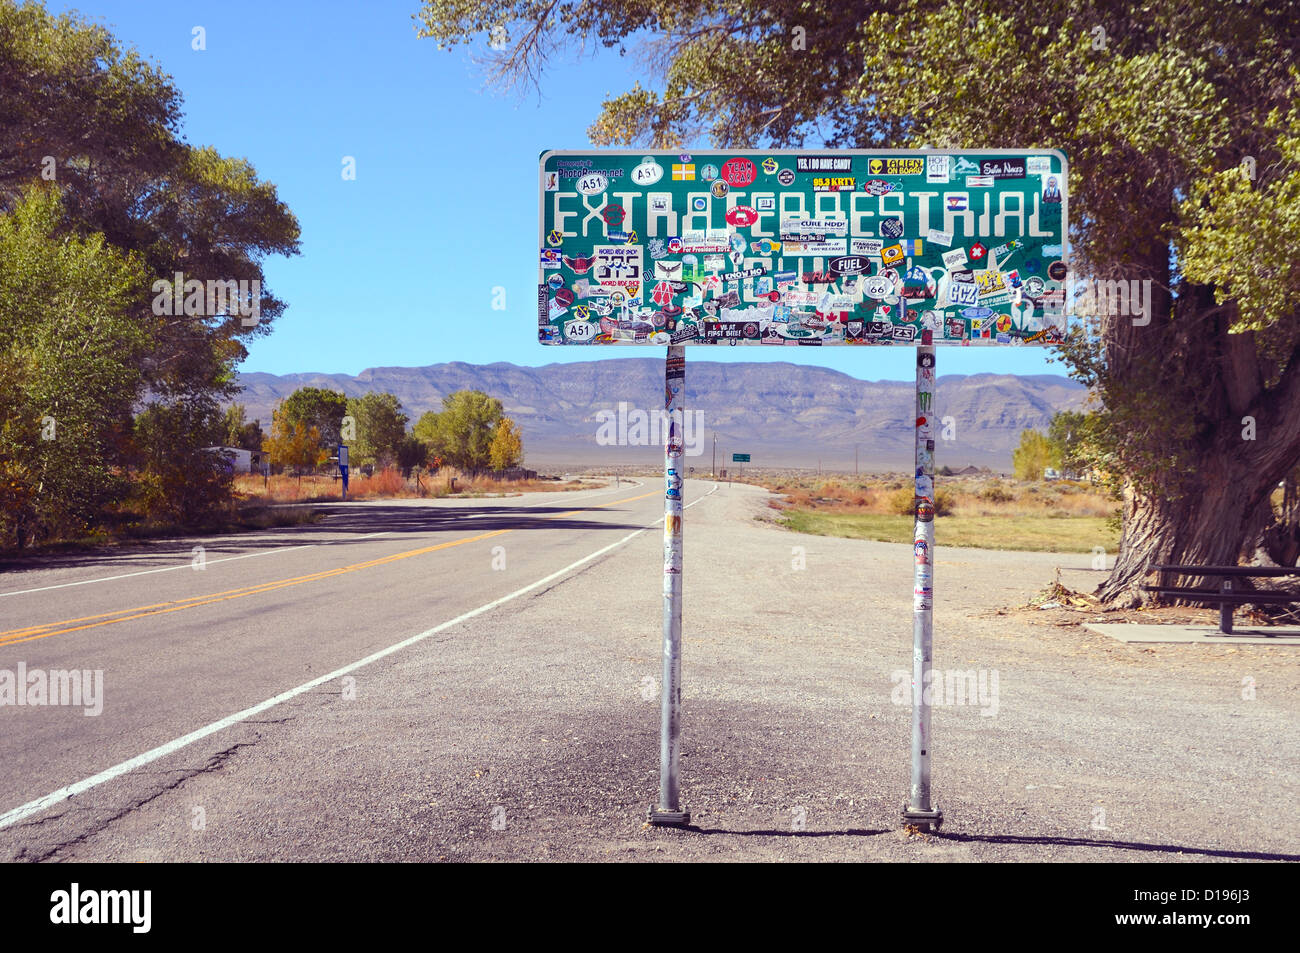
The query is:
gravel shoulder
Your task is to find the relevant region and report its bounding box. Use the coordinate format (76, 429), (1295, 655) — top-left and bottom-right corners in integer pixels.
(11, 480), (1297, 862)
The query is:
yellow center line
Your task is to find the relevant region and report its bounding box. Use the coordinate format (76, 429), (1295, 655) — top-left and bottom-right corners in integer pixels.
(0, 488), (663, 649)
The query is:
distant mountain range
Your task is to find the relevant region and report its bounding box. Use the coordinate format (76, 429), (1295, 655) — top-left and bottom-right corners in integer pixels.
(235, 359), (1089, 471)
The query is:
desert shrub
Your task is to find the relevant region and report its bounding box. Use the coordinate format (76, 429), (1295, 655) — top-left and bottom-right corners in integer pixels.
(979, 482), (1015, 503)
(887, 486), (954, 516)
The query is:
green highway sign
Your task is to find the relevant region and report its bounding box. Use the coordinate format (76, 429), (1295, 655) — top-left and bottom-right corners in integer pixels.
(538, 149), (1067, 347)
(732, 453), (750, 462)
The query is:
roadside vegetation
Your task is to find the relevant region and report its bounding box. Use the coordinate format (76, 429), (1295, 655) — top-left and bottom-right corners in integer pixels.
(769, 473), (1120, 554)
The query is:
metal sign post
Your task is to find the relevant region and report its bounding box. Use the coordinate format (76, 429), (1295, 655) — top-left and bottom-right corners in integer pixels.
(338, 444), (349, 501)
(903, 343), (942, 831)
(651, 345), (689, 826)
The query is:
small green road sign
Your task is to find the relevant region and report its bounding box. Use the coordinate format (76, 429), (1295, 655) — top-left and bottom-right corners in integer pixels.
(732, 453), (750, 462)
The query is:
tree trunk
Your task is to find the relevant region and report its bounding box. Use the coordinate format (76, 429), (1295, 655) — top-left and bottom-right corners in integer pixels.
(1098, 453), (1266, 606)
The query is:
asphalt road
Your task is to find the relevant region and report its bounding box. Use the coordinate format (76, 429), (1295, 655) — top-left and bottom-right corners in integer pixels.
(0, 479), (1295, 862)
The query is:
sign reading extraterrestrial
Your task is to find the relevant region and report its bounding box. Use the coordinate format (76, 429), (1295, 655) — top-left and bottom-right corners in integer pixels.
(538, 150), (1068, 346)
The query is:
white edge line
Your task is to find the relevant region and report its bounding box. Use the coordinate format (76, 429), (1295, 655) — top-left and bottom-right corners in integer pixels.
(0, 482), (717, 831)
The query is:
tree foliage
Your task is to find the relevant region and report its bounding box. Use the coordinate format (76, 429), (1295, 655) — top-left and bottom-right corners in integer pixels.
(280, 387), (348, 457)
(413, 390), (506, 472)
(1012, 430), (1055, 482)
(489, 417), (524, 470)
(0, 188), (149, 546)
(346, 392), (409, 467)
(417, 0), (1300, 602)
(263, 403), (326, 478)
(0, 1), (299, 544)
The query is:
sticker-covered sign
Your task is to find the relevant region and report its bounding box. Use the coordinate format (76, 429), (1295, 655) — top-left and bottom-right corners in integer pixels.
(539, 149), (1068, 345)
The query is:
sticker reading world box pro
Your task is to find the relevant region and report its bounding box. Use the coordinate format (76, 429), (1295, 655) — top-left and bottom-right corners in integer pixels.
(539, 149), (1067, 346)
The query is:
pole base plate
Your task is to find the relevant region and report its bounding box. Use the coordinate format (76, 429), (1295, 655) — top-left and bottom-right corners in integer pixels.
(901, 804), (943, 831)
(648, 806), (691, 827)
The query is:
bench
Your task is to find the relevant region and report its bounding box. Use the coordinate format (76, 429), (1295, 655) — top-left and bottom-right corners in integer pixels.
(1143, 565), (1300, 634)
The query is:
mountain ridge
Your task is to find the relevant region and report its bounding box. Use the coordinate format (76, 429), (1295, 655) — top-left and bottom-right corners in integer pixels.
(235, 359), (1088, 470)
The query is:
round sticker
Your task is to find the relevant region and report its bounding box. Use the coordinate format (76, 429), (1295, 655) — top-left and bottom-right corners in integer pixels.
(691, 196), (708, 211)
(761, 157), (778, 175)
(996, 313), (1012, 332)
(721, 157), (757, 187)
(546, 229), (563, 247)
(777, 168), (795, 186)
(547, 274), (564, 290)
(632, 157), (664, 186)
(1047, 260), (1068, 281)
(610, 291), (625, 306)
(554, 288), (575, 308)
(726, 205), (758, 227)
(864, 275), (894, 299)
(700, 164), (719, 181)
(576, 173), (608, 195)
(711, 180), (729, 199)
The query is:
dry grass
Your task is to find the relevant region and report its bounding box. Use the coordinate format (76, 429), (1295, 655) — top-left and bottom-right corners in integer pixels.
(765, 474), (1115, 519)
(232, 467), (587, 503)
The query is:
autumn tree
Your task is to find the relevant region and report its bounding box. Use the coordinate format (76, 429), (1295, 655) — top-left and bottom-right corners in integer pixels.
(264, 403), (326, 485)
(489, 418), (524, 470)
(416, 0), (1300, 604)
(1012, 430), (1055, 482)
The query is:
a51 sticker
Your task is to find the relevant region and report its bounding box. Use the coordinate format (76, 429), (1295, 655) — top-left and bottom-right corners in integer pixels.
(564, 319), (597, 341)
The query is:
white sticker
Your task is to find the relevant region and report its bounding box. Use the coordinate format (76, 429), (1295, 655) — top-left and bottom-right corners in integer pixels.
(1027, 156), (1052, 175)
(926, 229), (953, 247)
(948, 281), (979, 307)
(850, 238), (884, 256)
(632, 156), (664, 186)
(926, 155), (950, 184)
(966, 175), (995, 187)
(564, 319), (597, 341)
(941, 248), (968, 270)
(576, 173), (608, 195)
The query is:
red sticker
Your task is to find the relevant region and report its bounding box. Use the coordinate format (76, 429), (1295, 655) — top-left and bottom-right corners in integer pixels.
(721, 158), (757, 187)
(725, 205), (758, 227)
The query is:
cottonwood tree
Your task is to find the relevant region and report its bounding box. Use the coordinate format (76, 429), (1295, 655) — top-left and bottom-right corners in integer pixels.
(0, 2), (299, 535)
(416, 0), (1300, 604)
(346, 392), (409, 467)
(414, 390), (506, 472)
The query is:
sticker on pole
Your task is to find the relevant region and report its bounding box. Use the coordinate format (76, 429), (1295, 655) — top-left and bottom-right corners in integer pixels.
(539, 149), (1068, 346)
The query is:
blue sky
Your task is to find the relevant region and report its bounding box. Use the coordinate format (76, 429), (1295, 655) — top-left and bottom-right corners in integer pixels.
(56, 0), (1069, 383)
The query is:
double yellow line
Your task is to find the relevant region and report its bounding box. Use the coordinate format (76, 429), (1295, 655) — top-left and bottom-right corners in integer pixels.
(0, 490), (660, 650)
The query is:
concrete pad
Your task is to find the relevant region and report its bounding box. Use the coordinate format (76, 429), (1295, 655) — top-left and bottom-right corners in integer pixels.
(1085, 622), (1300, 645)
